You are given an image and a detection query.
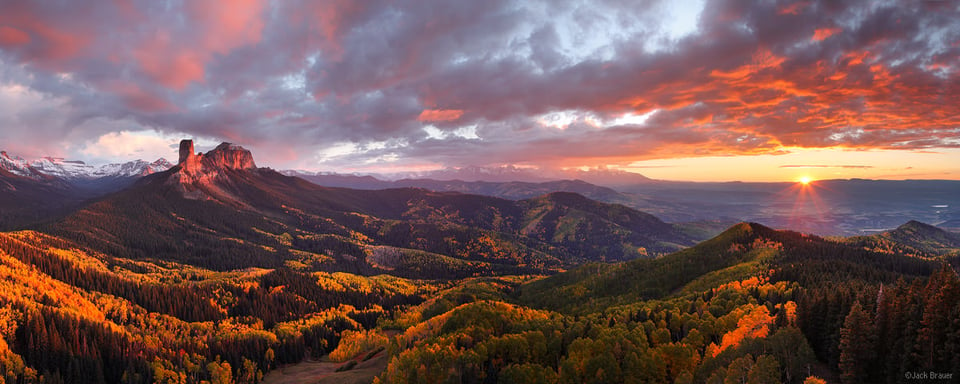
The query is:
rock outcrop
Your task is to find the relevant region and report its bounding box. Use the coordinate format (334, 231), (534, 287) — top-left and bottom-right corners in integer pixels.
(178, 140), (194, 165)
(177, 140), (255, 174)
(202, 143), (256, 170)
(171, 139), (258, 206)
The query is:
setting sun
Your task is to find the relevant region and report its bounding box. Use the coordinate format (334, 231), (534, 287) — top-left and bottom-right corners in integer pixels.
(799, 176), (812, 185)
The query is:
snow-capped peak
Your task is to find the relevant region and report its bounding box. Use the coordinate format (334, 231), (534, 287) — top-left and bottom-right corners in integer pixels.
(0, 151), (33, 177)
(28, 157), (96, 179)
(0, 150), (173, 181)
(93, 158), (174, 178)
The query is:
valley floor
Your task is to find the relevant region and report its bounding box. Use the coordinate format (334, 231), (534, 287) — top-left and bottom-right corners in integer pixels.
(261, 353), (388, 384)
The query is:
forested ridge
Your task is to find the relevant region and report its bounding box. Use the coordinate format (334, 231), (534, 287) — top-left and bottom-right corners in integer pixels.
(45, 170), (699, 276)
(368, 222), (959, 384)
(0, 231), (434, 383)
(2, 219), (956, 383)
(2, 160), (958, 383)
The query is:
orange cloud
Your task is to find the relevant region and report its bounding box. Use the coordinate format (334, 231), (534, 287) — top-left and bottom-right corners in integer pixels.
(583, 40), (960, 158)
(0, 26), (30, 46)
(710, 49), (786, 80)
(812, 27), (841, 41)
(418, 109), (464, 122)
(778, 2), (809, 15)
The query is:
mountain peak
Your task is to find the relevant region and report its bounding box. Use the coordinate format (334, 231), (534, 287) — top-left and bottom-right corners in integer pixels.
(888, 220), (951, 240)
(876, 220), (960, 256)
(0, 150), (30, 177)
(897, 220), (934, 230)
(169, 140), (258, 205)
(708, 222), (781, 245)
(204, 142), (256, 170)
(177, 140), (256, 174)
(152, 158), (173, 168)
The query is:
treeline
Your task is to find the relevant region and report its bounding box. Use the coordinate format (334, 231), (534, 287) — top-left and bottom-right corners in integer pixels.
(0, 234), (223, 322)
(516, 222), (782, 313)
(13, 305), (149, 383)
(0, 232), (429, 383)
(2, 298), (351, 384)
(376, 277), (819, 383)
(795, 265), (960, 383)
(376, 262), (960, 383)
(230, 268), (422, 328)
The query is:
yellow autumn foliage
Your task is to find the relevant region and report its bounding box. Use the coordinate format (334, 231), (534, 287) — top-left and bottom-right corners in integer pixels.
(329, 329), (389, 362)
(712, 304), (775, 356)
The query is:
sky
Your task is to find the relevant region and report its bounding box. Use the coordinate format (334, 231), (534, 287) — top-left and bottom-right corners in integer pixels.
(0, 0), (959, 182)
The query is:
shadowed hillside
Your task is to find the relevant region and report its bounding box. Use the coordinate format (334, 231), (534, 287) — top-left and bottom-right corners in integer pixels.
(47, 143), (698, 277)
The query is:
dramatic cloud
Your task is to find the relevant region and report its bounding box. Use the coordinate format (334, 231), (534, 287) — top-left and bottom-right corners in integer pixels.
(811, 27), (842, 41)
(0, 0), (957, 174)
(418, 109), (464, 122)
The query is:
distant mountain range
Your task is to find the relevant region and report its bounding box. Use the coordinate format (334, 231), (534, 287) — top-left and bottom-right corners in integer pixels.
(283, 170), (628, 202)
(284, 170), (960, 236)
(47, 140), (699, 277)
(0, 150), (174, 229)
(3, 146), (959, 237)
(289, 165), (654, 186)
(0, 150), (171, 181)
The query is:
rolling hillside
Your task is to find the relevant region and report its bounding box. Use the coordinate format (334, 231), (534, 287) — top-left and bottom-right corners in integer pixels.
(372, 222), (956, 383)
(47, 142), (698, 277)
(845, 220), (960, 258)
(0, 229), (435, 383)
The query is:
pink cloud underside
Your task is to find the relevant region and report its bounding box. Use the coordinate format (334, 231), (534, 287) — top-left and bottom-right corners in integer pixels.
(134, 37), (206, 90)
(0, 26), (31, 46)
(186, 0), (266, 54)
(135, 0), (267, 90)
(0, 5), (90, 67)
(110, 83), (177, 113)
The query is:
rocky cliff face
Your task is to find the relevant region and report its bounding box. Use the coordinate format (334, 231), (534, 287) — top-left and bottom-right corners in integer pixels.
(178, 140), (195, 165)
(177, 140), (256, 174)
(171, 140), (258, 205)
(201, 143), (256, 170)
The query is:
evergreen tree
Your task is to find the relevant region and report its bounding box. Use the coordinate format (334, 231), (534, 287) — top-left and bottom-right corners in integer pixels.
(838, 301), (875, 384)
(747, 355), (780, 384)
(917, 265), (960, 369)
(724, 354), (753, 384)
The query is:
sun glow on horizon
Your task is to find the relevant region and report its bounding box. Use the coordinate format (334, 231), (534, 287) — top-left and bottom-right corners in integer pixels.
(798, 176), (812, 185)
